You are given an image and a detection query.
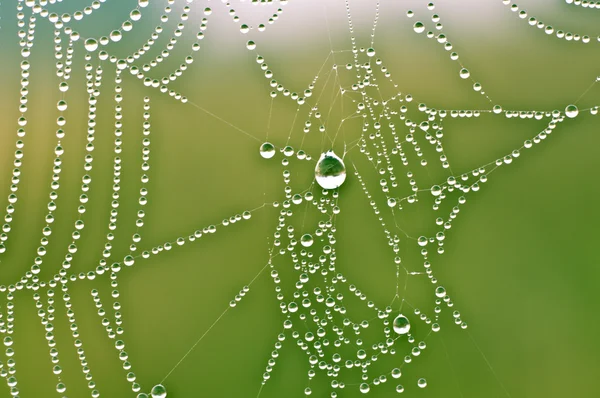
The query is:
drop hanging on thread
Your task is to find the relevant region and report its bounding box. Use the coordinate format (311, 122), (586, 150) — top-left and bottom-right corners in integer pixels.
(315, 150), (346, 190)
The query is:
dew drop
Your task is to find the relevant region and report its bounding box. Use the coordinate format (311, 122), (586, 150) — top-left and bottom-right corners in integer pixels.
(413, 22), (425, 33)
(417, 378), (427, 388)
(130, 9), (142, 21)
(259, 142), (275, 159)
(110, 30), (122, 42)
(150, 384), (167, 398)
(565, 104), (579, 118)
(393, 314), (410, 334)
(300, 234), (314, 247)
(435, 286), (446, 298)
(315, 150), (346, 190)
(84, 38), (98, 52)
(359, 383), (370, 393)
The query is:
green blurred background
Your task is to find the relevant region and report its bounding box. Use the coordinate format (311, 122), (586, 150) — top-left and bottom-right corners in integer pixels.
(0, 0), (599, 397)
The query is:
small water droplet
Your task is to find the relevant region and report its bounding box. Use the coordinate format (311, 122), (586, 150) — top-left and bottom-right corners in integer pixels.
(110, 30), (122, 42)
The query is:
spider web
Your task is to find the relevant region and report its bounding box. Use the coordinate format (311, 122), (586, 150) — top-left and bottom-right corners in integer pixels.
(0, 0), (598, 397)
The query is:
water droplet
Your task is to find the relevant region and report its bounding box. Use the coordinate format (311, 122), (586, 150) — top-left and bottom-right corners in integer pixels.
(367, 48), (376, 57)
(393, 314), (410, 334)
(435, 286), (446, 298)
(300, 234), (314, 247)
(110, 30), (122, 42)
(414, 22), (425, 33)
(565, 104), (579, 118)
(151, 384), (167, 398)
(417, 378), (427, 388)
(315, 150), (346, 190)
(84, 38), (98, 52)
(359, 383), (370, 393)
(130, 9), (142, 21)
(459, 68), (470, 79)
(260, 142), (275, 159)
(247, 40), (256, 50)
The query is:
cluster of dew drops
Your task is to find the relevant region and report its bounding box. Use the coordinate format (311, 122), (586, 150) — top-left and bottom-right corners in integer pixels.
(4, 0), (598, 397)
(248, 3), (596, 396)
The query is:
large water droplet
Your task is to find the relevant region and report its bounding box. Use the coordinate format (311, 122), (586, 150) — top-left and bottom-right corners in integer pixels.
(259, 142), (275, 159)
(300, 234), (314, 247)
(435, 286), (446, 298)
(315, 150), (346, 190)
(151, 384), (167, 398)
(565, 104), (579, 118)
(84, 38), (98, 52)
(431, 185), (442, 196)
(393, 314), (410, 334)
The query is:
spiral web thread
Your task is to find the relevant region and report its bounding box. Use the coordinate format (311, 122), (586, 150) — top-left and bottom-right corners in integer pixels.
(0, 0), (598, 397)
